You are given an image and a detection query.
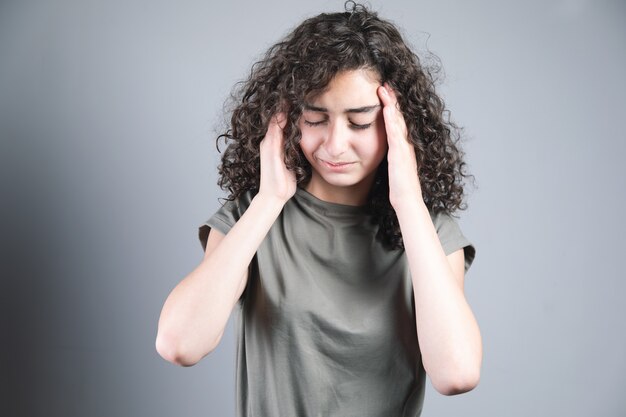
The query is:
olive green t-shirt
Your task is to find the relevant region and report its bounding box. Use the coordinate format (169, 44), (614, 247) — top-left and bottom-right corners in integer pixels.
(198, 187), (476, 417)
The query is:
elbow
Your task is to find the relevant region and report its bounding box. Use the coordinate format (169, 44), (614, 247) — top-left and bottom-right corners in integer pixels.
(155, 332), (199, 367)
(426, 335), (483, 396)
(155, 329), (223, 367)
(430, 365), (481, 396)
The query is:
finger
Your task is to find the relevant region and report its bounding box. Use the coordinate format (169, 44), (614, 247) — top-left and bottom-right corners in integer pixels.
(274, 112), (287, 130)
(263, 112), (286, 147)
(385, 82), (401, 107)
(378, 83), (400, 109)
(377, 84), (393, 108)
(378, 85), (408, 143)
(261, 115), (287, 163)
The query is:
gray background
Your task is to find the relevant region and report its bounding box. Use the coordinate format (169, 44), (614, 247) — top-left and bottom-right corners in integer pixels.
(2, 0), (625, 416)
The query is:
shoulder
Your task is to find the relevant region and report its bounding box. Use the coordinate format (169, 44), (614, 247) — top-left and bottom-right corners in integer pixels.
(198, 189), (257, 251)
(429, 209), (476, 273)
(219, 189), (256, 216)
(429, 210), (458, 231)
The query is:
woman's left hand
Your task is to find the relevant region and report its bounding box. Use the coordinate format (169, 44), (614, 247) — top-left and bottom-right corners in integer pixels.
(377, 83), (423, 209)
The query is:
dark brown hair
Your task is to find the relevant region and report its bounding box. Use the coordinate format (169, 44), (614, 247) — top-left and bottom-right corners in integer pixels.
(216, 1), (474, 249)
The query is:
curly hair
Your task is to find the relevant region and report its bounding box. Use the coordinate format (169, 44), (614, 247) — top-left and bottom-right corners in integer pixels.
(216, 1), (474, 250)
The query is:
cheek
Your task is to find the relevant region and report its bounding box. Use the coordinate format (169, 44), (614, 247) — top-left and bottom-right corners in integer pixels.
(298, 127), (321, 151)
(364, 129), (389, 161)
(297, 132), (316, 162)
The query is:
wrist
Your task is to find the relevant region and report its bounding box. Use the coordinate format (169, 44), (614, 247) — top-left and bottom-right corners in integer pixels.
(392, 193), (428, 218)
(253, 191), (290, 212)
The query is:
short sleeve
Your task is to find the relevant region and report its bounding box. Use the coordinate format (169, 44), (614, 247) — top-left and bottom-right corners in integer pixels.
(431, 211), (476, 274)
(198, 191), (254, 252)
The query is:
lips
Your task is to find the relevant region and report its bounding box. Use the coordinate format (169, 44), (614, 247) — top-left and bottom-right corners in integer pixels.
(317, 158), (356, 170)
(324, 160), (353, 166)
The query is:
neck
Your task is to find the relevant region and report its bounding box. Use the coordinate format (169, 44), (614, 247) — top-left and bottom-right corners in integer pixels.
(303, 174), (375, 206)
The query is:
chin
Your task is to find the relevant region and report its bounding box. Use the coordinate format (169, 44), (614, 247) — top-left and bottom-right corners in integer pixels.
(319, 174), (367, 189)
(317, 172), (353, 183)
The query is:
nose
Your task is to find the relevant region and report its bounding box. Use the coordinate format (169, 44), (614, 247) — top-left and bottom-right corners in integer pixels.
(323, 121), (349, 158)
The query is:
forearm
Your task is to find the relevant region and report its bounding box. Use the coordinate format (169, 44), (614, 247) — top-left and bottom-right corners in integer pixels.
(156, 193), (284, 365)
(395, 197), (482, 394)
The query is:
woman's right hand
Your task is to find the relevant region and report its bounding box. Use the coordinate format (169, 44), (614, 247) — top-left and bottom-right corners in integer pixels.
(156, 112), (296, 366)
(258, 112), (297, 203)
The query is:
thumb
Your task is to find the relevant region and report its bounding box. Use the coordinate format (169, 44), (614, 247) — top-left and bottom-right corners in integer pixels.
(274, 112), (287, 130)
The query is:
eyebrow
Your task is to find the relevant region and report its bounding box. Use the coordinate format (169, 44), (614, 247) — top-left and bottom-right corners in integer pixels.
(303, 103), (381, 114)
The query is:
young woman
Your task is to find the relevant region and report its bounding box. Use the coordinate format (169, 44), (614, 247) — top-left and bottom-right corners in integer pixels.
(156, 2), (481, 415)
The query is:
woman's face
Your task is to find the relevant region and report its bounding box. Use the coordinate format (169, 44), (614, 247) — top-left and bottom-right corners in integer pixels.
(298, 68), (388, 205)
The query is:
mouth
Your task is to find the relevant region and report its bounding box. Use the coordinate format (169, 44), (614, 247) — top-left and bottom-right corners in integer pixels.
(318, 158), (356, 169)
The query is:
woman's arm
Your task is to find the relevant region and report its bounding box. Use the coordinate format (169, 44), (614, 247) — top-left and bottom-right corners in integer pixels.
(378, 84), (482, 395)
(155, 113), (295, 367)
(395, 200), (482, 395)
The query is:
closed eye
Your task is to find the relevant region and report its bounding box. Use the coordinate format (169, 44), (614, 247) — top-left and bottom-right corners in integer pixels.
(303, 120), (326, 127)
(303, 120), (373, 130)
(351, 122), (372, 130)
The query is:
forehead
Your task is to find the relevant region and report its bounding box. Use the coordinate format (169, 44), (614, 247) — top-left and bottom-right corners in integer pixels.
(304, 69), (382, 109)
